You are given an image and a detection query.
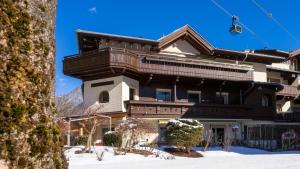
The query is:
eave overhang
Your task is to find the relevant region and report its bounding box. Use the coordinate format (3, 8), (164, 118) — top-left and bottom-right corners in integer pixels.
(158, 25), (214, 55)
(213, 48), (286, 64)
(266, 65), (300, 74)
(77, 29), (159, 53)
(254, 49), (290, 58)
(290, 49), (300, 58)
(253, 82), (283, 91)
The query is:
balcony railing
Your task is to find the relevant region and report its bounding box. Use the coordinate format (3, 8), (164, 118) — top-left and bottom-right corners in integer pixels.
(125, 100), (274, 120)
(292, 105), (300, 112)
(274, 112), (300, 122)
(277, 85), (300, 97)
(63, 48), (139, 76)
(64, 48), (254, 81)
(139, 56), (253, 81)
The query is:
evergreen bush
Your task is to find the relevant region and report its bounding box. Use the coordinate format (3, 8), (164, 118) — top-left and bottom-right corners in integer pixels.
(103, 131), (122, 147)
(74, 135), (88, 146)
(165, 119), (203, 153)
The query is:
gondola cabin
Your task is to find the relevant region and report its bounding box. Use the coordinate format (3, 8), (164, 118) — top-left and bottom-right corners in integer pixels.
(229, 24), (242, 35)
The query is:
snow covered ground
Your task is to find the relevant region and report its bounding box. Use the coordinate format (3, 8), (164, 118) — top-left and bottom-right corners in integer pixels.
(65, 146), (300, 169)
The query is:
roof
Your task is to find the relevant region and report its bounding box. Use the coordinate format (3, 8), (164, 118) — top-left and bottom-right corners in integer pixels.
(158, 25), (214, 54)
(254, 49), (290, 58)
(77, 29), (159, 45)
(266, 65), (300, 74)
(75, 25), (288, 64)
(290, 49), (300, 58)
(213, 48), (286, 64)
(254, 82), (283, 91)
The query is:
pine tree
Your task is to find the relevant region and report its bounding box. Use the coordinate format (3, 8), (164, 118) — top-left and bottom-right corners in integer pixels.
(165, 119), (203, 153)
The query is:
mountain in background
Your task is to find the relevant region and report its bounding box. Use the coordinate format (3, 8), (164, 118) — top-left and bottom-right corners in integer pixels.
(55, 86), (83, 117)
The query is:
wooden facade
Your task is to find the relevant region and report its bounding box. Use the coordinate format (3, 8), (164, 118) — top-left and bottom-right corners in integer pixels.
(63, 25), (300, 123)
(126, 100), (274, 120)
(64, 47), (254, 81)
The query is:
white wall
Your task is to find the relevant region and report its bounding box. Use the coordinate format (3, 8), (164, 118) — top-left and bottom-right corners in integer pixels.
(282, 101), (292, 112)
(253, 63), (267, 82)
(83, 76), (139, 113)
(277, 99), (293, 112)
(271, 63), (290, 70)
(121, 76), (139, 111)
(160, 39), (200, 57)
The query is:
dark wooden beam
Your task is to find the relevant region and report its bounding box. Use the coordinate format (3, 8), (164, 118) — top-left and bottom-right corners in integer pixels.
(173, 76), (179, 102)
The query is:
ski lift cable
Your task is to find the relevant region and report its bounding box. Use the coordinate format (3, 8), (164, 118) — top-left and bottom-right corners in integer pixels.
(210, 0), (255, 35)
(251, 0), (300, 44)
(209, 0), (270, 47)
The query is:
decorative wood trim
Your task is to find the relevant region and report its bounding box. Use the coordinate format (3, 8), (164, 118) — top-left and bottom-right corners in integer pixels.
(291, 49), (300, 58)
(158, 25), (214, 55)
(63, 47), (254, 81)
(125, 100), (275, 120)
(91, 80), (114, 87)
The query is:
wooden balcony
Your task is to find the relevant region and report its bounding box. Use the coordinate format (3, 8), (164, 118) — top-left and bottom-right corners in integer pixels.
(276, 85), (300, 97)
(292, 105), (300, 112)
(274, 112), (300, 122)
(64, 47), (254, 81)
(139, 54), (253, 81)
(125, 100), (274, 120)
(63, 48), (138, 78)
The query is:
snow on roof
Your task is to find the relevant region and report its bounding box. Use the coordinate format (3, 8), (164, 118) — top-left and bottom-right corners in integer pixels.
(167, 119), (203, 129)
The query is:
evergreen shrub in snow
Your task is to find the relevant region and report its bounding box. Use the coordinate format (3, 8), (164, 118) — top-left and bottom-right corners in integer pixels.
(75, 135), (88, 146)
(165, 119), (203, 153)
(103, 131), (122, 147)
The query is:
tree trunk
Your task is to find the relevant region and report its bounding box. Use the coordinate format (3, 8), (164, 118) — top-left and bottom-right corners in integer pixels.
(204, 129), (213, 151)
(0, 0), (67, 168)
(85, 120), (97, 153)
(186, 147), (191, 154)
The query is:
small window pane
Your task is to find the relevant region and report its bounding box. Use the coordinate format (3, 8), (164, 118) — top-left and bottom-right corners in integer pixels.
(262, 95), (269, 107)
(188, 93), (200, 103)
(216, 92), (228, 104)
(129, 88), (135, 100)
(156, 90), (171, 102)
(99, 91), (109, 103)
(268, 78), (281, 83)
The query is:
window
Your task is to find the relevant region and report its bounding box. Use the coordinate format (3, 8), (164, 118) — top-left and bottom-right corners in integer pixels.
(156, 89), (171, 102)
(129, 88), (135, 100)
(267, 78), (281, 83)
(159, 127), (166, 142)
(99, 91), (109, 103)
(216, 92), (229, 104)
(187, 91), (201, 103)
(262, 94), (271, 107)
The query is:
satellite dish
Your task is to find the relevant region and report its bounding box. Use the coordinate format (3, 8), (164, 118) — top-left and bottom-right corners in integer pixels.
(229, 16), (242, 35)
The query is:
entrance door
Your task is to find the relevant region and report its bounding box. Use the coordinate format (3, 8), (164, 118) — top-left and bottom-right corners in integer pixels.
(212, 128), (225, 146)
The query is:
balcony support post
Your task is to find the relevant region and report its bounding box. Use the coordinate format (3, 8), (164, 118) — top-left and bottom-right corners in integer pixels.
(173, 76), (179, 102)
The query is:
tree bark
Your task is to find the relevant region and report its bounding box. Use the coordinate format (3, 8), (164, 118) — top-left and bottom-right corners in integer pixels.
(0, 0), (67, 168)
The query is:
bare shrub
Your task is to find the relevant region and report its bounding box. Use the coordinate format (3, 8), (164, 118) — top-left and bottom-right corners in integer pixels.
(116, 118), (158, 152)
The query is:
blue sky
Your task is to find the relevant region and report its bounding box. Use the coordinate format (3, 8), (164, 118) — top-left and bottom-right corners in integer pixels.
(55, 0), (300, 96)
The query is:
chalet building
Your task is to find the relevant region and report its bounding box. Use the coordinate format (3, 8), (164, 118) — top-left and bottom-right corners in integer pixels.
(63, 25), (300, 150)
